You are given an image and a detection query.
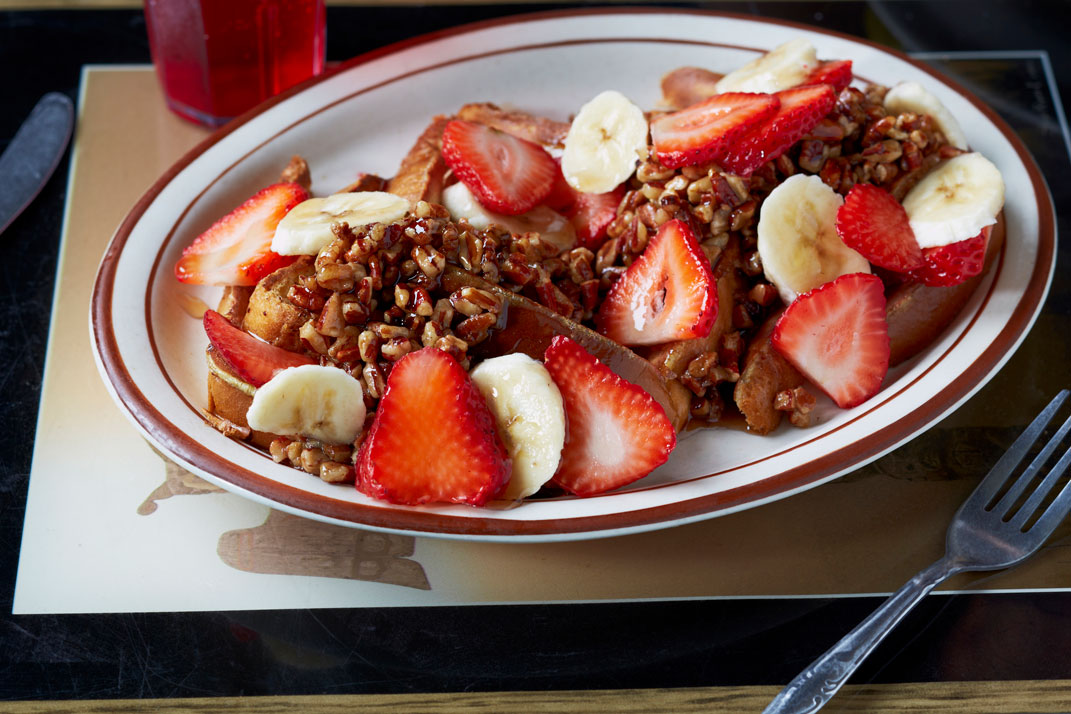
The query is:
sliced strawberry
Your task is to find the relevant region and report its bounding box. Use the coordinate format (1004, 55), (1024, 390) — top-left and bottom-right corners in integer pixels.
(203, 309), (315, 387)
(541, 160), (624, 249)
(543, 336), (676, 497)
(651, 92), (779, 169)
(595, 218), (717, 345)
(543, 160), (577, 213)
(836, 183), (926, 272)
(440, 119), (557, 216)
(175, 182), (307, 286)
(717, 84), (836, 176)
(804, 59), (853, 92)
(356, 347), (510, 506)
(771, 273), (890, 409)
(908, 226), (991, 287)
(568, 186), (626, 249)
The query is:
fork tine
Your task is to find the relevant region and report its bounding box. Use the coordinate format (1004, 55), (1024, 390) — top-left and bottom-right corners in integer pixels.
(1011, 440), (1071, 531)
(964, 390), (1070, 509)
(995, 411), (1071, 518)
(1018, 450), (1071, 540)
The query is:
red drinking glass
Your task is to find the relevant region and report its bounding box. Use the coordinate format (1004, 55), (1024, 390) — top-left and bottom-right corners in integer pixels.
(144, 0), (326, 127)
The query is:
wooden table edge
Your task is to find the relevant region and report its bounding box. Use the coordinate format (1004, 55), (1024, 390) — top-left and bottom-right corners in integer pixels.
(6, 681), (1071, 713)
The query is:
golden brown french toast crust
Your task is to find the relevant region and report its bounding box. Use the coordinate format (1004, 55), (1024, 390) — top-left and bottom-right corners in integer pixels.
(242, 258), (314, 351)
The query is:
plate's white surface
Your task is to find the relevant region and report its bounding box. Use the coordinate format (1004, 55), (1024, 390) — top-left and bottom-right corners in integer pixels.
(92, 10), (1054, 541)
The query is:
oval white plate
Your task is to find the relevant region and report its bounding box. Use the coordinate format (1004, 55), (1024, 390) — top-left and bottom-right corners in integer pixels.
(92, 9), (1055, 542)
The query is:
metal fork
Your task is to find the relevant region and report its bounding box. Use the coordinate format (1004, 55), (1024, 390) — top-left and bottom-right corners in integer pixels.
(764, 389), (1071, 714)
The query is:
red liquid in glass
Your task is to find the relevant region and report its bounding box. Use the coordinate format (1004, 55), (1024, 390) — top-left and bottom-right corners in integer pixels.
(145, 0), (326, 127)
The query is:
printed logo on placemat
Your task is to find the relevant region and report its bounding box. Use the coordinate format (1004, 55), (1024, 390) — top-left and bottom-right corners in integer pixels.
(140, 448), (430, 590)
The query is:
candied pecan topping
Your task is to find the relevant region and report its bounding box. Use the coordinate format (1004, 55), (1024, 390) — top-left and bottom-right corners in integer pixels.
(275, 207), (619, 422)
(203, 410), (251, 440)
(588, 80), (954, 427)
(279, 155), (312, 191)
(775, 386), (817, 428)
(269, 437), (356, 483)
(259, 79), (949, 442)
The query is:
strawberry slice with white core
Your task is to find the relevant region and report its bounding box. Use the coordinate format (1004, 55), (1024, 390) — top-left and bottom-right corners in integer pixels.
(356, 347), (511, 506)
(440, 119), (557, 216)
(595, 218), (717, 346)
(836, 183), (926, 273)
(175, 182), (308, 286)
(203, 309), (315, 387)
(568, 186), (626, 249)
(543, 336), (676, 497)
(771, 273), (890, 409)
(717, 84), (836, 177)
(542, 164), (625, 249)
(650, 92), (779, 169)
(908, 226), (991, 287)
(543, 161), (577, 213)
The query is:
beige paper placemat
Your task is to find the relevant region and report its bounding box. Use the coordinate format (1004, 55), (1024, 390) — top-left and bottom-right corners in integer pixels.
(13, 66), (1070, 615)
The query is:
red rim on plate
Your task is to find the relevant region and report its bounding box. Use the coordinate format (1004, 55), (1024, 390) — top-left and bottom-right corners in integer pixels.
(91, 9), (1056, 540)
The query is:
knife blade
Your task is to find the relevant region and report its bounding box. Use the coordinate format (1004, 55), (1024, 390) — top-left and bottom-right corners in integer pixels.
(0, 92), (74, 236)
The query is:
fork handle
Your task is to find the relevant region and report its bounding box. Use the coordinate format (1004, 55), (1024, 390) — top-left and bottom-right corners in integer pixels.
(763, 556), (958, 714)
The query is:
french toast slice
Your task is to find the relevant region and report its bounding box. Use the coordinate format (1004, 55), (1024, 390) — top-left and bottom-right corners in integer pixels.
(456, 102), (570, 148)
(885, 213), (1005, 366)
(204, 258), (315, 450)
(385, 115), (450, 205)
(206, 269), (308, 450)
(242, 257), (314, 351)
(733, 309), (806, 435)
(732, 214), (1006, 432)
(217, 285), (252, 327)
(205, 347), (280, 449)
(660, 67), (725, 111)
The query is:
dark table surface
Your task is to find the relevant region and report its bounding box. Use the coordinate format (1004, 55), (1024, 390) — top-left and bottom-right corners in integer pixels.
(2, 1), (1070, 706)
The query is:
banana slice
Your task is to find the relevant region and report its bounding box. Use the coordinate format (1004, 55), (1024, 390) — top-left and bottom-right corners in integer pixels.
(757, 174), (870, 304)
(714, 38), (819, 94)
(272, 192), (410, 256)
(469, 354), (566, 502)
(883, 81), (968, 150)
(442, 182), (577, 252)
(561, 90), (648, 194)
(901, 152), (1004, 249)
(246, 364), (366, 445)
